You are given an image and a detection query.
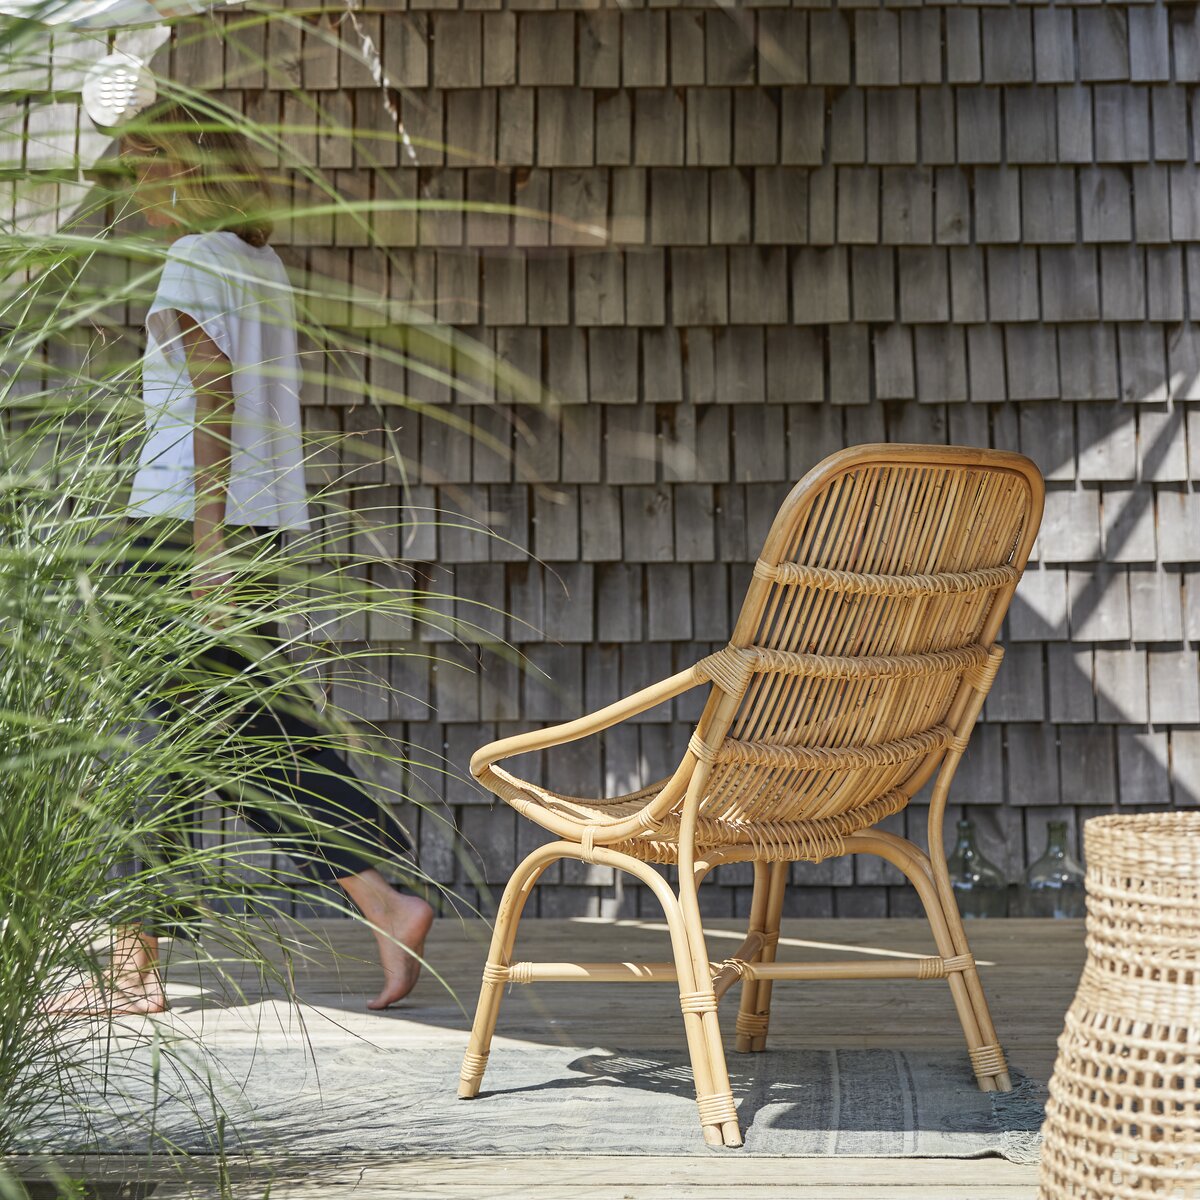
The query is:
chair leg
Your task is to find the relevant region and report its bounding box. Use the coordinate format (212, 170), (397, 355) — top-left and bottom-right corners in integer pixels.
(678, 858), (742, 1148)
(735, 861), (787, 1053)
(846, 831), (1012, 1094)
(458, 845), (555, 1100)
(925, 848), (1013, 1093)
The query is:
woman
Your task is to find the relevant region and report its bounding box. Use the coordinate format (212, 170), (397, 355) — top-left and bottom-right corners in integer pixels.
(61, 104), (433, 1015)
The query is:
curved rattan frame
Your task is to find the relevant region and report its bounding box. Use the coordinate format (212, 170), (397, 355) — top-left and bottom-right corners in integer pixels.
(458, 443), (1046, 1149)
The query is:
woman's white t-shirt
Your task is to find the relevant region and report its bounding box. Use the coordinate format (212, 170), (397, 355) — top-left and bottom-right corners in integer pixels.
(127, 230), (310, 530)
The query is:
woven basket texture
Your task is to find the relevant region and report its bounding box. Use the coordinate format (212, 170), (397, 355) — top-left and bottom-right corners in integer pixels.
(1039, 813), (1200, 1199)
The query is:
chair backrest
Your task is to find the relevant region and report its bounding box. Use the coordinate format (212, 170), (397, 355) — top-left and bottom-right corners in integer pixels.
(690, 444), (1044, 833)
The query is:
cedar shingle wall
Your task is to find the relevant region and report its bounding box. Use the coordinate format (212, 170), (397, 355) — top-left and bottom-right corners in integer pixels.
(30, 1), (1200, 917)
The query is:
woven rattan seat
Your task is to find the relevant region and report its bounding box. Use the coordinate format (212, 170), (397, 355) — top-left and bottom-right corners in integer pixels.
(458, 443), (1046, 1149)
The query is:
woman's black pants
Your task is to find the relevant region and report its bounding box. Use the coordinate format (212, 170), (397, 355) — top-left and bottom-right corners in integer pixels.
(116, 523), (410, 931)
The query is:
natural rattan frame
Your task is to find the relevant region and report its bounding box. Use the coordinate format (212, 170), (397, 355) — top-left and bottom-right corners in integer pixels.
(458, 443), (1046, 1148)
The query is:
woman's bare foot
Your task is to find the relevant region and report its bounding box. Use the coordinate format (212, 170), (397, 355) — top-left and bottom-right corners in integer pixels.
(46, 927), (167, 1017)
(45, 973), (168, 1017)
(340, 869), (435, 1009)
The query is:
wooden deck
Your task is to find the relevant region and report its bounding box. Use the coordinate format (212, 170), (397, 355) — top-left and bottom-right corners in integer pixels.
(13, 917), (1084, 1198)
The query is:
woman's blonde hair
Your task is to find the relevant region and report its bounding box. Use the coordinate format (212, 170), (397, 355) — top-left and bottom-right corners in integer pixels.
(121, 105), (274, 248)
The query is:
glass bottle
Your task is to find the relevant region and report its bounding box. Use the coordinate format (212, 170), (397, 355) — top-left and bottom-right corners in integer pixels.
(1018, 821), (1086, 918)
(946, 818), (1009, 918)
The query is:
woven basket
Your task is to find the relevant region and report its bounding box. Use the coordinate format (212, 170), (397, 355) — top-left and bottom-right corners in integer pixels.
(1039, 813), (1200, 1199)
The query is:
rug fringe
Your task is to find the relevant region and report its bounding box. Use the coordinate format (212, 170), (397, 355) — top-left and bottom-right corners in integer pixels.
(990, 1074), (1046, 1166)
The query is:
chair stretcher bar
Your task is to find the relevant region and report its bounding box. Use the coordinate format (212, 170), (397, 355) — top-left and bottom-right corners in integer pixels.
(498, 953), (974, 987)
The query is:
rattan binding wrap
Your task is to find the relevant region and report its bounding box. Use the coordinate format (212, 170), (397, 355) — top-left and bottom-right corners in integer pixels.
(1039, 813), (1200, 1199)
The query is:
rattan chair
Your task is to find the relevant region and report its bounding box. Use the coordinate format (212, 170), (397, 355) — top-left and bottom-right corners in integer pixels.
(458, 443), (1045, 1148)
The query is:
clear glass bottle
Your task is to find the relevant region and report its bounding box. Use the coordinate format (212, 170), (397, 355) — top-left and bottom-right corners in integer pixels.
(946, 818), (1009, 918)
(1018, 821), (1086, 918)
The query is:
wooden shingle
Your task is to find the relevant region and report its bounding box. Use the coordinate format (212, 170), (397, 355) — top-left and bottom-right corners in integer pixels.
(710, 168), (752, 245)
(1154, 487), (1197, 561)
(967, 324), (1007, 403)
(1005, 87), (1057, 164)
(650, 168), (707, 245)
(382, 14), (429, 89)
(432, 13), (481, 89)
(1034, 8), (1074, 84)
(498, 89), (534, 167)
(1168, 322), (1200, 402)
(538, 89), (595, 168)
(1020, 402), (1075, 484)
(761, 331), (825, 409)
(1080, 166), (1133, 243)
(987, 248), (1041, 322)
(578, 11), (620, 89)
(900, 10), (941, 86)
(809, 12), (851, 87)
(588, 328), (638, 402)
(1070, 567), (1132, 643)
(1133, 164), (1171, 243)
(551, 169), (609, 248)
(781, 89), (826, 165)
(1118, 323), (1168, 404)
(855, 10), (899, 87)
(687, 88), (732, 166)
(706, 9), (756, 87)
(915, 326), (968, 404)
(545, 327), (587, 405)
(881, 167), (932, 244)
(753, 168), (807, 244)
(715, 328), (767, 405)
(734, 89), (779, 166)
(897, 248), (949, 324)
(1151, 88), (1188, 162)
(1102, 485), (1156, 563)
(1078, 9), (1130, 82)
(851, 247), (896, 323)
(935, 167), (971, 245)
(1041, 247), (1100, 323)
(1094, 86), (1151, 163)
(575, 250), (625, 327)
(1059, 729), (1117, 810)
(945, 10), (981, 85)
(624, 12), (668, 88)
(1048, 646), (1096, 724)
(955, 87), (1003, 164)
(671, 247), (728, 325)
(874, 325), (915, 401)
(758, 12), (807, 86)
(1059, 325), (1121, 402)
(828, 325), (871, 405)
(483, 12), (517, 87)
(633, 90), (686, 166)
(596, 90), (632, 168)
(1129, 566), (1184, 642)
(670, 13), (706, 88)
(519, 13), (575, 87)
(836, 167), (879, 243)
(1006, 325), (1060, 401)
(975, 167), (1021, 243)
(447, 90), (496, 165)
(1010, 565), (1069, 640)
(867, 91), (918, 167)
(981, 9), (1034, 84)
(792, 247), (850, 325)
(1056, 86), (1094, 164)
(625, 250), (666, 327)
(730, 247), (789, 325)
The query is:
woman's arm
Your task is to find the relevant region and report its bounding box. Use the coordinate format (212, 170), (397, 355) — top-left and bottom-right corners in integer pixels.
(178, 313), (233, 599)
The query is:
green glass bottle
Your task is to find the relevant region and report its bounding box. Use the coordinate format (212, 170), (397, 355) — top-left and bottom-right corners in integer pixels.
(1018, 821), (1086, 918)
(946, 818), (1008, 918)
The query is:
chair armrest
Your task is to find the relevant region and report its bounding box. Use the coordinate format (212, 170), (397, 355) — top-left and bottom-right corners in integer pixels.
(470, 664), (707, 782)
